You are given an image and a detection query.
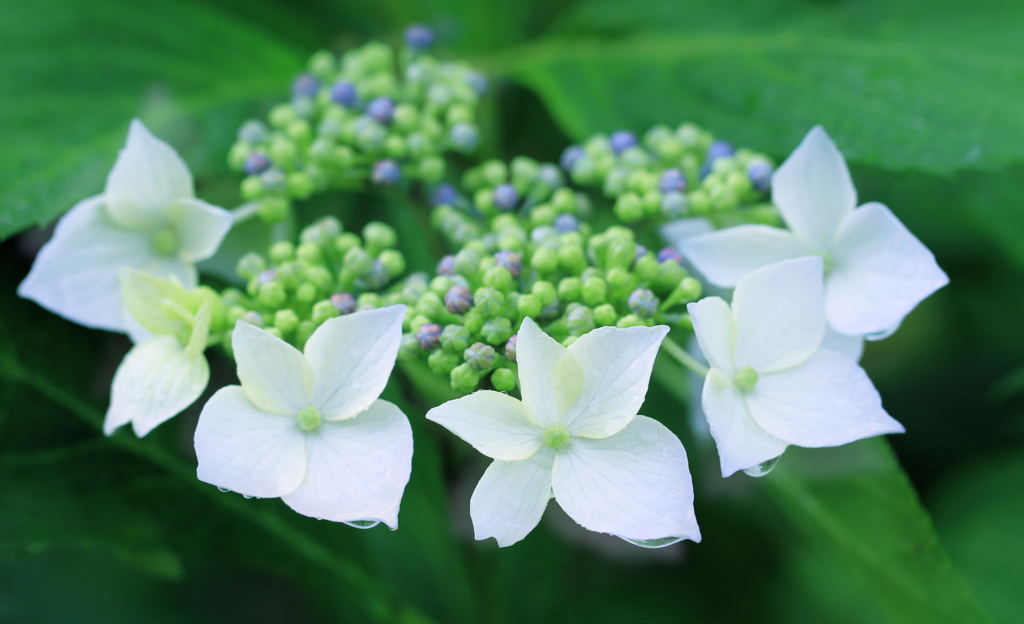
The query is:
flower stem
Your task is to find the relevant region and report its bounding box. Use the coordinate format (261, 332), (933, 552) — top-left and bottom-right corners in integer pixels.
(661, 336), (709, 378)
(231, 201), (262, 224)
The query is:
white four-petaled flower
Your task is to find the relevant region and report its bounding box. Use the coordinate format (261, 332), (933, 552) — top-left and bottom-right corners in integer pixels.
(688, 257), (905, 477)
(427, 317), (700, 548)
(194, 306), (413, 528)
(680, 125), (948, 342)
(18, 119), (233, 333)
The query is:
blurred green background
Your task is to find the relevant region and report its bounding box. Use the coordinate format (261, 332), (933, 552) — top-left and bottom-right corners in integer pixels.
(1, 0), (1023, 622)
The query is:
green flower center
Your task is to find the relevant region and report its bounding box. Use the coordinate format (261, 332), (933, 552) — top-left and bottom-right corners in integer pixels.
(543, 423), (571, 450)
(734, 366), (759, 393)
(296, 405), (323, 432)
(151, 227), (180, 256)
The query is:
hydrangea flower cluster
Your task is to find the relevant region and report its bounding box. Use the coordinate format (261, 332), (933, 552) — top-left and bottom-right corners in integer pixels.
(15, 26), (947, 549)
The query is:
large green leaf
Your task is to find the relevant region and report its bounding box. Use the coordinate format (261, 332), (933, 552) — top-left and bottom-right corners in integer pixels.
(0, 0), (305, 239)
(489, 0), (1024, 173)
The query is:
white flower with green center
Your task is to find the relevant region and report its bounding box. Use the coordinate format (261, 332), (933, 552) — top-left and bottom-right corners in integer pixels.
(426, 317), (700, 548)
(104, 269), (219, 437)
(194, 306), (413, 528)
(679, 125), (948, 345)
(687, 256), (905, 478)
(18, 119), (234, 333)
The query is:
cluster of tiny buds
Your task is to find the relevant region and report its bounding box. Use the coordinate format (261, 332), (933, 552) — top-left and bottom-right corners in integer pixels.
(560, 123), (780, 224)
(220, 216), (407, 351)
(227, 25), (487, 223)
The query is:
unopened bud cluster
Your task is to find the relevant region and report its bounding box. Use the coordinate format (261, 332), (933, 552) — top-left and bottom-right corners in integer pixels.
(561, 124), (779, 223)
(227, 26), (486, 223)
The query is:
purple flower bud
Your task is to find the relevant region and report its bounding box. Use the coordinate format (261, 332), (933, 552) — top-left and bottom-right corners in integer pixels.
(628, 288), (659, 318)
(367, 97), (395, 124)
(331, 292), (357, 315)
(657, 247), (684, 264)
(372, 159), (401, 185)
(560, 145), (585, 171)
(707, 139), (734, 162)
(659, 168), (687, 194)
(553, 213), (579, 233)
(748, 160), (773, 192)
(505, 334), (518, 362)
(610, 130), (638, 155)
(493, 184), (519, 211)
(404, 24), (434, 50)
(494, 250), (522, 277)
(244, 151), (271, 176)
(433, 184), (458, 206)
(330, 80), (358, 107)
(436, 255), (456, 275)
(292, 73), (320, 98)
(444, 285), (474, 314)
(417, 323), (443, 351)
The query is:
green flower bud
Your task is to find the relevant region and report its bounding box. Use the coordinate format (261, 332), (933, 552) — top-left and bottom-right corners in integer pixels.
(581, 277), (607, 306)
(222, 288), (248, 309)
(593, 303), (618, 327)
(464, 342), (497, 372)
(304, 265), (333, 293)
(558, 277), (582, 303)
(551, 188), (576, 214)
(511, 157), (540, 190)
(656, 261), (688, 293)
(269, 104), (298, 128)
(295, 282), (318, 305)
(286, 119), (312, 145)
(451, 364), (482, 393)
(241, 176), (264, 201)
(227, 305), (247, 326)
(491, 367), (516, 392)
(269, 241), (295, 265)
(393, 104), (419, 132)
(530, 247), (559, 274)
(344, 247), (374, 277)
(229, 142), (251, 171)
(379, 249), (406, 277)
(481, 318), (512, 345)
(561, 336), (579, 348)
(558, 245), (587, 275)
(689, 189), (711, 215)
(464, 310), (485, 334)
(482, 160), (508, 186)
(566, 306), (595, 336)
(419, 156), (445, 183)
(614, 193), (644, 223)
(616, 314), (647, 328)
(258, 197), (290, 223)
(446, 104), (474, 125)
(634, 254), (660, 283)
(236, 252), (267, 281)
(483, 266), (514, 293)
(440, 324), (470, 352)
(530, 204), (555, 227)
(269, 136), (297, 169)
(474, 188), (496, 214)
(357, 292), (381, 309)
(517, 294), (542, 319)
(605, 240), (635, 270)
(258, 281), (287, 309)
(399, 333), (421, 361)
(263, 327), (284, 339)
(473, 287), (504, 316)
(428, 349), (462, 376)
(334, 232), (361, 256)
(453, 248), (481, 276)
(531, 281), (557, 306)
(363, 222), (397, 254)
(415, 291), (447, 319)
(607, 266), (636, 299)
(430, 276), (454, 297)
(311, 300), (339, 325)
(296, 242), (323, 265)
(274, 309), (300, 335)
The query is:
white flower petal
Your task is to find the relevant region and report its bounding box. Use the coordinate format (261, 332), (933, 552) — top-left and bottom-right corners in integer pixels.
(103, 336), (208, 437)
(17, 195), (194, 333)
(517, 317), (584, 428)
(194, 386), (307, 498)
(702, 369), (789, 477)
(304, 306), (405, 421)
(687, 296), (736, 374)
(232, 321), (313, 415)
(425, 390), (541, 461)
(165, 198), (234, 262)
(679, 225), (811, 287)
(470, 448), (555, 547)
(551, 416), (701, 544)
(772, 126), (856, 248)
(732, 256), (825, 373)
(104, 119), (193, 230)
(282, 400), (413, 529)
(821, 326), (865, 362)
(747, 349), (905, 448)
(563, 325), (668, 438)
(827, 202), (949, 336)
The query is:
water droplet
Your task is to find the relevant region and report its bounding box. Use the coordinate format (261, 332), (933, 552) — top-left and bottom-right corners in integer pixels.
(743, 455), (782, 478)
(217, 487), (231, 493)
(345, 520), (379, 530)
(622, 536), (684, 549)
(242, 494), (253, 499)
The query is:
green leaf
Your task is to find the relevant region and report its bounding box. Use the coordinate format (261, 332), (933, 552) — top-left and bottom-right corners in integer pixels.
(0, 0), (304, 239)
(765, 439), (993, 624)
(491, 0), (1024, 173)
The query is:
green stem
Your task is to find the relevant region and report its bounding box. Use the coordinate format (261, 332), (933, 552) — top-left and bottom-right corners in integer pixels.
(661, 336), (709, 378)
(231, 201), (262, 224)
(1, 353), (432, 624)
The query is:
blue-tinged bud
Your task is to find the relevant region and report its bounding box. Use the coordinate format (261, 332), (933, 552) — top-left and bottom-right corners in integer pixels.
(464, 342), (497, 372)
(450, 122), (479, 153)
(567, 306), (596, 336)
(445, 285), (473, 314)
(540, 300), (561, 320)
(628, 288), (659, 318)
(610, 130), (638, 155)
(553, 213), (579, 233)
(417, 323), (443, 351)
(436, 255), (456, 275)
(505, 334), (518, 362)
(481, 318), (513, 345)
(560, 145), (585, 171)
(748, 159), (773, 192)
(466, 71), (488, 95)
(657, 247), (684, 264)
(454, 248), (481, 276)
(331, 80), (358, 107)
(707, 139), (734, 163)
(236, 253), (266, 281)
(537, 164), (563, 189)
(494, 250), (522, 278)
(398, 333), (421, 361)
(331, 292), (357, 315)
(493, 183), (519, 211)
(367, 97), (395, 124)
(634, 244), (649, 266)
(261, 167), (287, 192)
(372, 159), (401, 185)
(404, 24), (434, 50)
(292, 73), (320, 98)
(661, 191), (688, 218)
(433, 184), (458, 207)
(356, 259), (390, 290)
(659, 168), (687, 193)
(238, 120), (267, 144)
